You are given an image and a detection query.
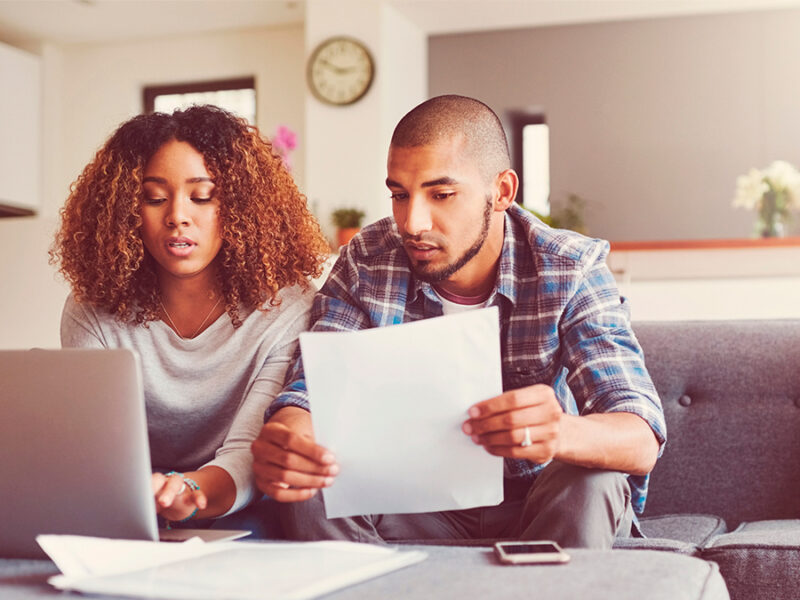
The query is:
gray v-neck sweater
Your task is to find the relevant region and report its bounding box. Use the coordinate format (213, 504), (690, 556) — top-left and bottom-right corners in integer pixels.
(60, 285), (313, 515)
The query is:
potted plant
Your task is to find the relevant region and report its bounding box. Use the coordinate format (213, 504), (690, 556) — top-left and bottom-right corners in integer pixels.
(332, 208), (366, 247)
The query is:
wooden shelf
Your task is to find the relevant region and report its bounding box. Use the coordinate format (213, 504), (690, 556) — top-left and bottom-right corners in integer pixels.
(610, 237), (800, 251)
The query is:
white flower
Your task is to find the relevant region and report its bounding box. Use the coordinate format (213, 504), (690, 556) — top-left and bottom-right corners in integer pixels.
(732, 160), (800, 210)
(763, 160), (800, 208)
(732, 168), (768, 210)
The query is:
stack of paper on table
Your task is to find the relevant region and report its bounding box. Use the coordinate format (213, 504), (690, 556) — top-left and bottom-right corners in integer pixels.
(37, 535), (427, 600)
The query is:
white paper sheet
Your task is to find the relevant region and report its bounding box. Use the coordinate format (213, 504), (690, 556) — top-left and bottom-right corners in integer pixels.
(38, 535), (427, 600)
(300, 307), (504, 519)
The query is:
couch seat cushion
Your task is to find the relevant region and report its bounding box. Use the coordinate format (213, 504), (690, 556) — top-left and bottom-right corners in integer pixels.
(701, 520), (800, 600)
(612, 536), (698, 555)
(639, 514), (727, 546)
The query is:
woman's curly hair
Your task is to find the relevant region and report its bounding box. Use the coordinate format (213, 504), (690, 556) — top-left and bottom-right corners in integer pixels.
(51, 105), (330, 327)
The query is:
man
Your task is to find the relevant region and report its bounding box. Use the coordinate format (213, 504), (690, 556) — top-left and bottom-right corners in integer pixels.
(251, 95), (665, 549)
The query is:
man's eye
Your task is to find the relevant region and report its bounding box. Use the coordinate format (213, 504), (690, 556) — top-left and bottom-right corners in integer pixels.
(390, 192), (408, 202)
(433, 192), (455, 201)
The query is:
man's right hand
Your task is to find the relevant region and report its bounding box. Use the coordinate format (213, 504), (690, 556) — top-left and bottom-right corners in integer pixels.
(251, 406), (338, 502)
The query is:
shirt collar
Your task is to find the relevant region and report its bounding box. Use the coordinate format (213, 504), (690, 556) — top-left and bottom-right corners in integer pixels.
(494, 210), (520, 306)
(409, 209), (521, 308)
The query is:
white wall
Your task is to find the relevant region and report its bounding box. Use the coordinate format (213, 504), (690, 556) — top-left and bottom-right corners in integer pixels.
(0, 217), (69, 349)
(379, 3), (428, 217)
(304, 0), (427, 238)
(621, 276), (800, 321)
(609, 245), (800, 321)
(47, 24), (306, 217)
(429, 7), (800, 242)
(0, 41), (40, 212)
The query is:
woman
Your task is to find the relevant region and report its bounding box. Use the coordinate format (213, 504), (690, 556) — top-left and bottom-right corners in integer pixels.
(51, 105), (330, 527)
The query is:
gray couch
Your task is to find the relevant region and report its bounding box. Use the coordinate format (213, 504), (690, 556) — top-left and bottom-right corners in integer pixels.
(234, 319), (797, 599)
(620, 320), (800, 600)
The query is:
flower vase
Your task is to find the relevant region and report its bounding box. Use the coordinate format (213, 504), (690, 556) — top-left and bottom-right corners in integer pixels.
(758, 219), (785, 238)
(757, 189), (788, 238)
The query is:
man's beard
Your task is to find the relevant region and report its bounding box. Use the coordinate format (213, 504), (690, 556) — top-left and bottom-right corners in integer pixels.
(409, 197), (493, 284)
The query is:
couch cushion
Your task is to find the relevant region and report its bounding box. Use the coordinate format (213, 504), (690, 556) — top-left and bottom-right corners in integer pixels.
(611, 514), (726, 554)
(700, 520), (800, 600)
(639, 514), (727, 546)
(612, 536), (698, 555)
(633, 320), (800, 528)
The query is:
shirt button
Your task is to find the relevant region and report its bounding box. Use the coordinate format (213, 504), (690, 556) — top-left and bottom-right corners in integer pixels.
(678, 395), (692, 407)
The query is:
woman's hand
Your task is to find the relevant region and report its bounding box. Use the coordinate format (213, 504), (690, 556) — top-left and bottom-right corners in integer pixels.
(151, 471), (208, 522)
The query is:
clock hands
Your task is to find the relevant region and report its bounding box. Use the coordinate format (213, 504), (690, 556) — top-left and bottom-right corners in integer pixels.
(309, 37), (374, 105)
(319, 57), (359, 76)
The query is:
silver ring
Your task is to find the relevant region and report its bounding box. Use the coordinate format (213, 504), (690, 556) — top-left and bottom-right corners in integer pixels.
(520, 426), (532, 447)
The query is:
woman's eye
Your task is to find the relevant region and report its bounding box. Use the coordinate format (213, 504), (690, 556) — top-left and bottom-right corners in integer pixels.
(192, 197), (213, 204)
(143, 197), (165, 205)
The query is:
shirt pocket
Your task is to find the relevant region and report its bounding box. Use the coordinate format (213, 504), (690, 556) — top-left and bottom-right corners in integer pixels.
(502, 363), (556, 392)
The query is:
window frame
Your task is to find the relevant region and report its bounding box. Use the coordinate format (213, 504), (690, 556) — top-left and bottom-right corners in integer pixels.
(142, 76), (256, 117)
(508, 110), (547, 210)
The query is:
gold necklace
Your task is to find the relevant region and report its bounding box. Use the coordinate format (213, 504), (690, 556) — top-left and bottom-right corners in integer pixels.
(159, 297), (222, 340)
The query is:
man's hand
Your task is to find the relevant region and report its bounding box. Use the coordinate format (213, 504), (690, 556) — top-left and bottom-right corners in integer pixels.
(151, 471), (208, 521)
(251, 407), (339, 502)
(463, 384), (661, 475)
(462, 384), (563, 463)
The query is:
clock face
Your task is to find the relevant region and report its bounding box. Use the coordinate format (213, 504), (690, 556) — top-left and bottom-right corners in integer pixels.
(308, 37), (375, 106)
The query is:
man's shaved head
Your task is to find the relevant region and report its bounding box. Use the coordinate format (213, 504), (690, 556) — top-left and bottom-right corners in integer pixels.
(390, 95), (511, 182)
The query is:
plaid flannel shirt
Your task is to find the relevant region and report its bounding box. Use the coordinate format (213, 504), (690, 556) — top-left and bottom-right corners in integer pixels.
(267, 203), (666, 515)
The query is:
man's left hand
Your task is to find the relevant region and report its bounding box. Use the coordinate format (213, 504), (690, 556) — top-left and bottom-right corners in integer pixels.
(462, 384), (563, 463)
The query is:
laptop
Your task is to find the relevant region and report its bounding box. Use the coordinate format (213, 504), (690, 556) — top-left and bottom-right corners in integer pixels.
(0, 348), (249, 558)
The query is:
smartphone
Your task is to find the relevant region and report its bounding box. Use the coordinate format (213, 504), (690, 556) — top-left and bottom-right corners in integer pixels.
(494, 541), (570, 565)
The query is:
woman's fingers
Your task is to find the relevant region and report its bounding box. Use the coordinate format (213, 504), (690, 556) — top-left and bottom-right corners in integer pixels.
(151, 471), (168, 493)
(152, 472), (187, 508)
(190, 488), (207, 511)
(157, 473), (188, 508)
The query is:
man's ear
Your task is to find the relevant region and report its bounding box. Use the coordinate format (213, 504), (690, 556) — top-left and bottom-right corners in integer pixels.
(493, 169), (519, 211)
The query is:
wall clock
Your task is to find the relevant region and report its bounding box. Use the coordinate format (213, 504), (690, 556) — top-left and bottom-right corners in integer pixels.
(307, 37), (375, 106)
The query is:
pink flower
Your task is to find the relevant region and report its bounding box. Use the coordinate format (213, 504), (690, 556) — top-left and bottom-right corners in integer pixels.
(273, 125), (297, 172)
(274, 125), (297, 153)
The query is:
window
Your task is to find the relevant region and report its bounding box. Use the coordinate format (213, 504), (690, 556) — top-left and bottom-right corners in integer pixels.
(509, 111), (550, 217)
(142, 77), (256, 124)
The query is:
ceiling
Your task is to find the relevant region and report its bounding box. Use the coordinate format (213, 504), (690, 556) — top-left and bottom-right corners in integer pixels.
(0, 0), (305, 46)
(395, 0), (800, 35)
(1, 0), (800, 47)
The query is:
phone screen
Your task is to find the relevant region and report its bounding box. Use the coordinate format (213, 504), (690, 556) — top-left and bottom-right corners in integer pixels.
(494, 541), (570, 564)
(501, 542), (561, 554)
